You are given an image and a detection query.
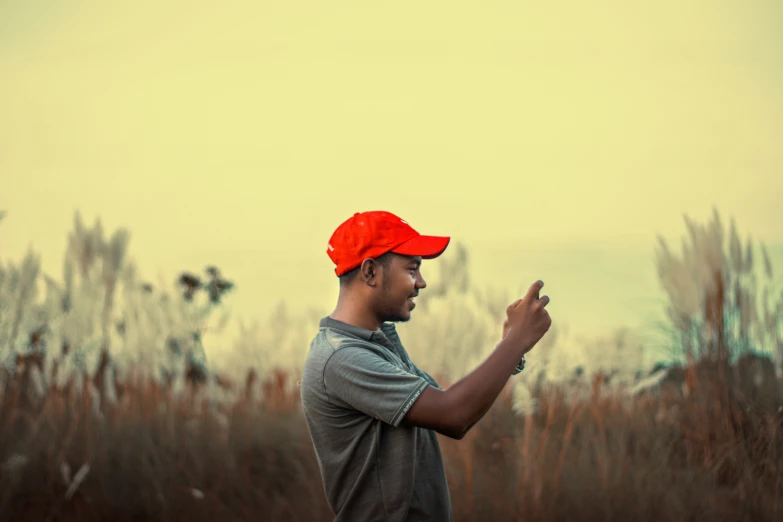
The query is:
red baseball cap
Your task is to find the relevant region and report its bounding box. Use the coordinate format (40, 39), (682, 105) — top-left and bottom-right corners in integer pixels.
(327, 211), (451, 276)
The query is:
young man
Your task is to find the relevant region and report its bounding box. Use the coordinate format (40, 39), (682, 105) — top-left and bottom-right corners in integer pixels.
(301, 210), (552, 522)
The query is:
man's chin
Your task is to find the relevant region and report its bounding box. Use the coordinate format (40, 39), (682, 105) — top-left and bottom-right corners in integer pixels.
(384, 313), (412, 323)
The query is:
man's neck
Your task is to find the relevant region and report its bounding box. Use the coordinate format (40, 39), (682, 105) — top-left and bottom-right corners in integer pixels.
(330, 299), (382, 332)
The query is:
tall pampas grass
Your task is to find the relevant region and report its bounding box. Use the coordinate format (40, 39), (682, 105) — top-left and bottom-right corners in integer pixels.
(0, 207), (781, 521)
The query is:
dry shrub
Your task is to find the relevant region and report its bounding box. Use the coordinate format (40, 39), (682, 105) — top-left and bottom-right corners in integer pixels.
(0, 367), (330, 522)
(1, 355), (781, 521)
(1, 208), (782, 520)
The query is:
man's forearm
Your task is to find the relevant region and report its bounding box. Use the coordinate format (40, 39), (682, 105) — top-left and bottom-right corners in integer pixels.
(444, 332), (530, 436)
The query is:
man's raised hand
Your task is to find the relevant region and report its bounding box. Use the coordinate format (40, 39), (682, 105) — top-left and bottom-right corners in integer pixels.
(504, 280), (552, 353)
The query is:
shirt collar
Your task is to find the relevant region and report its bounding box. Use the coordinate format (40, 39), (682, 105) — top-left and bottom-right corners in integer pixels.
(319, 316), (400, 343)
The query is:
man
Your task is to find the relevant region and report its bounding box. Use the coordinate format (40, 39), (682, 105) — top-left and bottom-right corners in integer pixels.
(300, 210), (552, 522)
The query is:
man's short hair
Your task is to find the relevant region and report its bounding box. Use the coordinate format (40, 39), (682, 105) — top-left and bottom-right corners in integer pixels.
(339, 251), (395, 287)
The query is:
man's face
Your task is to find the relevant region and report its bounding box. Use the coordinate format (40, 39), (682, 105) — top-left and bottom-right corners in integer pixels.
(376, 254), (426, 323)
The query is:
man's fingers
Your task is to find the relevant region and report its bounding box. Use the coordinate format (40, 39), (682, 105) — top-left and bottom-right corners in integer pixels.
(526, 280), (544, 301)
(538, 295), (550, 307)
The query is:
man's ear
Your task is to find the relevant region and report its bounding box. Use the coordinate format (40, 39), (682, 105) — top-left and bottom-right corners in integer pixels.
(359, 258), (380, 287)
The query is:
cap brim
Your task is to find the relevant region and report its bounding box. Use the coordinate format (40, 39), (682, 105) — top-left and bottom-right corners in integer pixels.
(391, 235), (450, 259)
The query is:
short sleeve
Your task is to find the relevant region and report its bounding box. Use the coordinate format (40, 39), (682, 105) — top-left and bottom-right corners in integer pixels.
(323, 347), (430, 427)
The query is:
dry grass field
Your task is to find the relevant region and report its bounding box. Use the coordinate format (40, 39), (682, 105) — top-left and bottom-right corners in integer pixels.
(1, 208), (781, 521)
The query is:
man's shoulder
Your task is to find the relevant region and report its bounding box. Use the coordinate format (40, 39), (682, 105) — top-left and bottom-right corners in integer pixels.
(302, 327), (336, 371)
(300, 325), (402, 409)
(307, 325), (370, 356)
(303, 326), (375, 375)
(301, 328), (340, 403)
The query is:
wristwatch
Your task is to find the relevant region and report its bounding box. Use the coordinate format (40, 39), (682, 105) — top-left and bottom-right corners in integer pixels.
(512, 354), (526, 375)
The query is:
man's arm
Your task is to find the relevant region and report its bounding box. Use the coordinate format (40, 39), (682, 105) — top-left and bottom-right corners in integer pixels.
(401, 331), (530, 439)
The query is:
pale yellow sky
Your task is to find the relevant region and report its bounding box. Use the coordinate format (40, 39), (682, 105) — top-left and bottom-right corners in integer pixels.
(2, 1), (781, 347)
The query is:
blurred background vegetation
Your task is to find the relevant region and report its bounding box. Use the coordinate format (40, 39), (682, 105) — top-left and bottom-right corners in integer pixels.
(1, 206), (780, 404)
(0, 206), (781, 521)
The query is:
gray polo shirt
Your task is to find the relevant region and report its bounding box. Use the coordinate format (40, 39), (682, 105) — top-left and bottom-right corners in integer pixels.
(301, 316), (452, 522)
